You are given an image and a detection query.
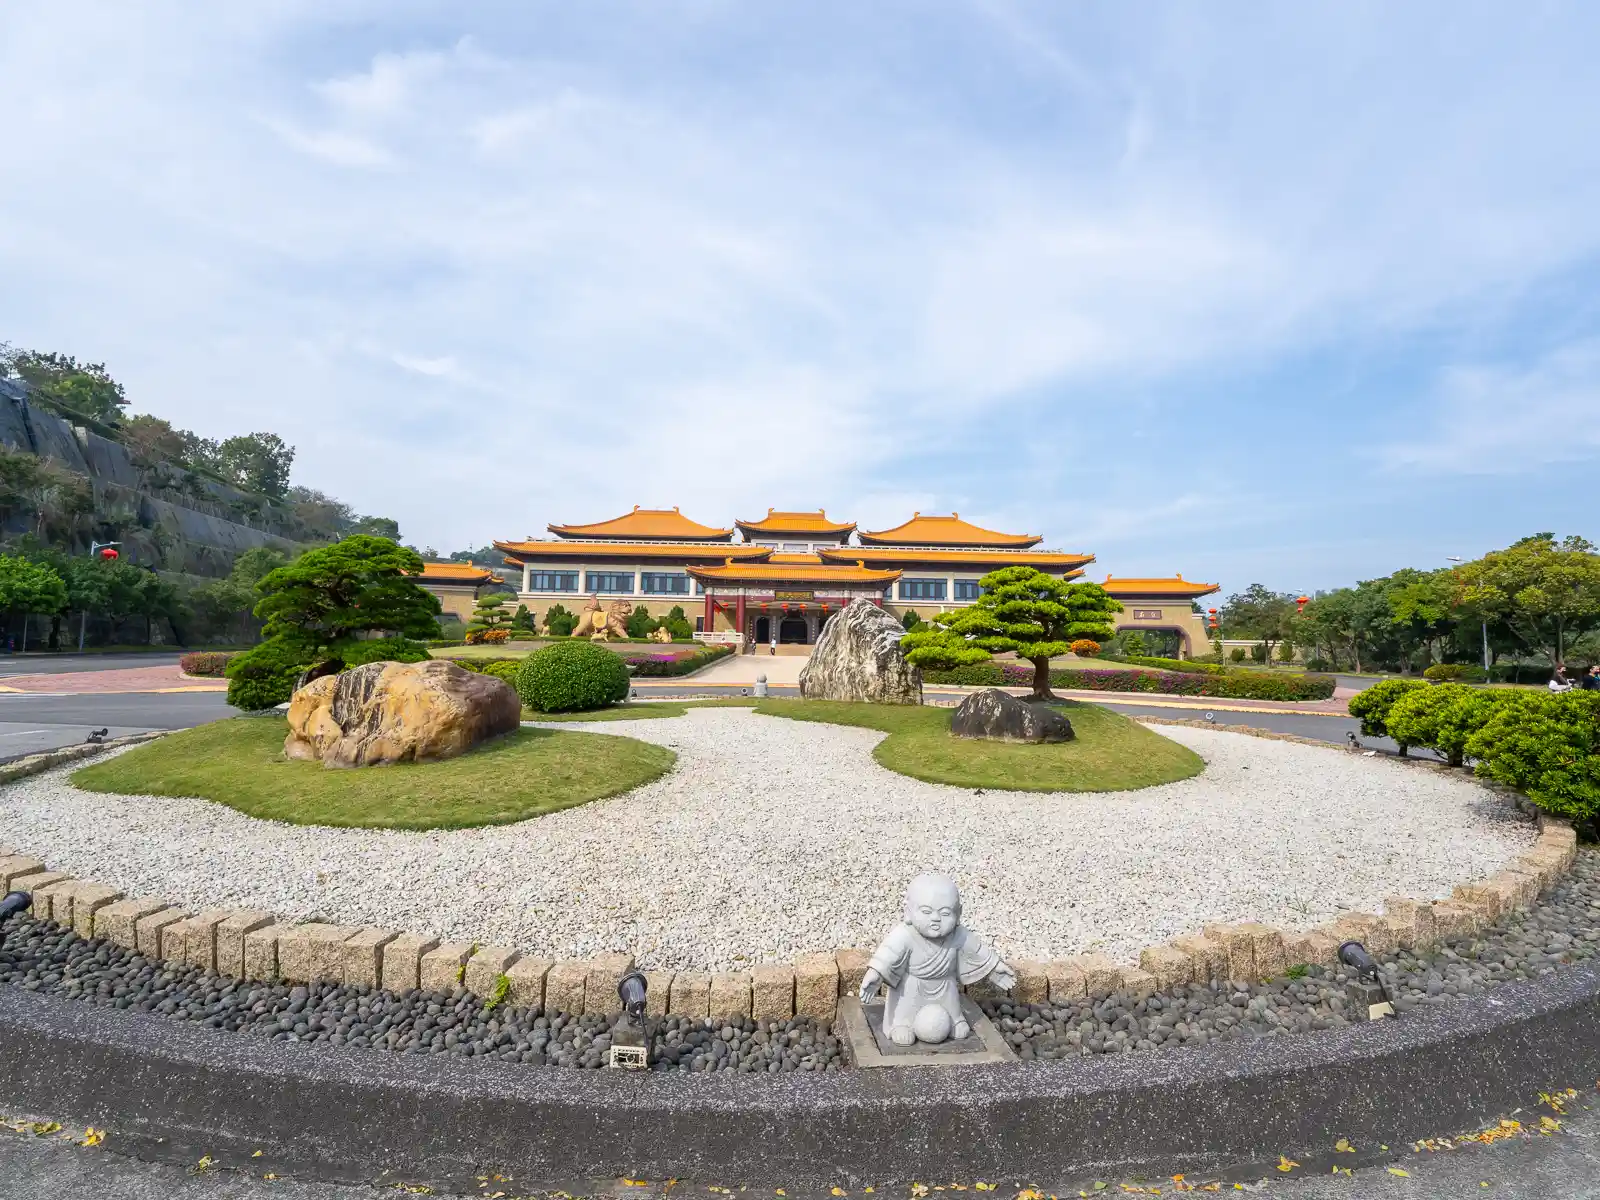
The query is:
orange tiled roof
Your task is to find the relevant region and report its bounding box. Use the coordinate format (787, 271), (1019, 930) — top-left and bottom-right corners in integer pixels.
(415, 561), (504, 585)
(687, 560), (901, 585)
(1101, 574), (1220, 599)
(818, 546), (1090, 569)
(735, 508), (856, 536)
(547, 506), (732, 541)
(768, 553), (824, 564)
(495, 540), (770, 561)
(858, 512), (1042, 548)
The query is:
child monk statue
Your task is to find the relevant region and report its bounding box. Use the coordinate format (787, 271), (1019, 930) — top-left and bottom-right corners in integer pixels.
(859, 873), (1015, 1045)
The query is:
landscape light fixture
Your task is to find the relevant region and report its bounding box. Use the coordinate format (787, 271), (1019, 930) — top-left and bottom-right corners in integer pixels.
(0, 891), (32, 923)
(608, 969), (650, 1070)
(1338, 940), (1398, 1020)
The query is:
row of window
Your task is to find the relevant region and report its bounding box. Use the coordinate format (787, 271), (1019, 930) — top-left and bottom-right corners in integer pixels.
(529, 570), (695, 595)
(897, 579), (983, 602)
(525, 570), (986, 602)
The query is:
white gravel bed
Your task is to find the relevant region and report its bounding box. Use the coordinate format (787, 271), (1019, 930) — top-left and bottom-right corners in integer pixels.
(0, 709), (1535, 972)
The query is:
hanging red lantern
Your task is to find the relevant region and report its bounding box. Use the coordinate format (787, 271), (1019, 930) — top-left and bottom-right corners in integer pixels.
(1296, 595), (1309, 614)
(99, 547), (119, 560)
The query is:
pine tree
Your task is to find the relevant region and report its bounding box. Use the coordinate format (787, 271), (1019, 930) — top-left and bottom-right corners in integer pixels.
(467, 592), (512, 635)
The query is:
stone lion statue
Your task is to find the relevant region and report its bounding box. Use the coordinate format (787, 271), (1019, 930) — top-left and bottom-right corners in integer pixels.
(650, 625), (673, 643)
(571, 596), (631, 641)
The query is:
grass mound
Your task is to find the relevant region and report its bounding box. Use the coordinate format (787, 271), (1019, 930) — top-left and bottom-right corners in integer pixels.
(72, 717), (675, 831)
(751, 698), (1204, 792)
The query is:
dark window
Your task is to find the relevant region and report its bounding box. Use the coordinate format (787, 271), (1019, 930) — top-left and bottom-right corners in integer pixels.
(585, 571), (635, 594)
(899, 578), (947, 601)
(694, 616), (704, 632)
(530, 570), (579, 592)
(953, 579), (981, 601)
(640, 572), (690, 595)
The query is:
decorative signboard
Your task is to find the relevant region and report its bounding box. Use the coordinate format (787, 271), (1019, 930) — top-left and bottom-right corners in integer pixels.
(774, 590), (816, 601)
(1131, 608), (1164, 620)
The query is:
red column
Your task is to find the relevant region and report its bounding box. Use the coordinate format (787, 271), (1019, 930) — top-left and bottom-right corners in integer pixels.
(735, 592), (746, 640)
(703, 591), (715, 631)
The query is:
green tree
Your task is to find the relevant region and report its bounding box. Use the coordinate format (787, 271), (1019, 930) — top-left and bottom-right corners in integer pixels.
(350, 515), (401, 540)
(901, 567), (1122, 699)
(543, 603), (577, 637)
(0, 554), (68, 649)
(625, 604), (657, 638)
(1384, 568), (1457, 672)
(217, 432), (295, 499)
(901, 608), (921, 632)
(253, 535), (441, 663)
(1220, 584), (1296, 663)
(510, 603), (535, 632)
(1, 346), (127, 423)
(1454, 533), (1600, 665)
(468, 592), (512, 635)
(661, 604), (694, 640)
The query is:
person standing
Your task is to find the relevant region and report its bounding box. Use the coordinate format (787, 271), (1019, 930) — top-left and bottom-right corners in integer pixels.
(1582, 665), (1600, 692)
(770, 629), (778, 656)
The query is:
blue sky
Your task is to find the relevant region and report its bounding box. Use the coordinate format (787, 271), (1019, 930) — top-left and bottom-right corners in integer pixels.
(3, 2), (1597, 597)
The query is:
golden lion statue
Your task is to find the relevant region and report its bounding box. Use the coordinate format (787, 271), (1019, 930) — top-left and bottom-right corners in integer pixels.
(650, 625), (673, 643)
(570, 596), (631, 641)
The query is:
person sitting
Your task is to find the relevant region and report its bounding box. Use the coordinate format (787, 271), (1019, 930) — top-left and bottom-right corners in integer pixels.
(1581, 665), (1600, 692)
(1549, 663), (1574, 693)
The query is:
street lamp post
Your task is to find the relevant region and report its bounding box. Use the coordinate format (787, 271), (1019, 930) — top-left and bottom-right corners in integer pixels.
(80, 541), (122, 652)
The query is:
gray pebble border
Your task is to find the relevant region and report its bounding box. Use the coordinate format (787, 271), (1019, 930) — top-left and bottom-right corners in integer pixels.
(0, 914), (845, 1074)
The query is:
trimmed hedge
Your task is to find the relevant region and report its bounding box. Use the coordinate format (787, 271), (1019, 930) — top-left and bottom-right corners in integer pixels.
(1467, 691), (1600, 824)
(1347, 678), (1428, 742)
(180, 651), (236, 677)
(621, 644), (734, 677)
(922, 662), (1337, 701)
(224, 641), (306, 711)
(1121, 654), (1226, 676)
(515, 640), (630, 713)
(453, 658), (523, 685)
(1386, 683), (1504, 766)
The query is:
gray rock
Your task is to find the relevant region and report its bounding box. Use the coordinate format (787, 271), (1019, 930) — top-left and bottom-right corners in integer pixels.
(950, 688), (1075, 743)
(798, 599), (922, 704)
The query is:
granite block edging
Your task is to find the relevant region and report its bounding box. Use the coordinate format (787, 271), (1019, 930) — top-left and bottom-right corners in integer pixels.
(0, 814), (1577, 1022)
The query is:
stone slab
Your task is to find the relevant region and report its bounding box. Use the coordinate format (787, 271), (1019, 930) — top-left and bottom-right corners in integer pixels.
(666, 971), (710, 1019)
(834, 948), (869, 997)
(378, 933), (440, 994)
(1072, 953), (1121, 998)
(135, 907), (188, 959)
(417, 942), (474, 994)
(175, 910), (237, 973)
(543, 960), (588, 1016)
(26, 876), (73, 925)
(505, 957), (553, 1011)
(95, 899), (171, 952)
(641, 969), (674, 1019)
(242, 926), (284, 983)
(750, 965), (795, 1021)
(0, 856), (46, 891)
(339, 928), (397, 989)
(464, 946), (522, 999)
(68, 882), (125, 938)
(793, 954), (839, 1021)
(278, 925), (360, 985)
(708, 972), (752, 1019)
(837, 996), (1014, 1068)
(583, 953), (635, 1016)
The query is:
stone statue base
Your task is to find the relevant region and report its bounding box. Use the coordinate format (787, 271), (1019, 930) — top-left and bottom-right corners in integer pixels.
(836, 997), (1014, 1069)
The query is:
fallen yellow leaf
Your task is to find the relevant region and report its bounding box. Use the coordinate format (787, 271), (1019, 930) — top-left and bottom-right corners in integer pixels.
(1334, 1138), (1354, 1153)
(1276, 1156), (1300, 1173)
(79, 1128), (105, 1148)
(1386, 1167), (1410, 1177)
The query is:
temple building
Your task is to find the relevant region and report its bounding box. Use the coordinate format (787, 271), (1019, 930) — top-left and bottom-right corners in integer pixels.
(411, 560), (505, 624)
(494, 507), (1218, 655)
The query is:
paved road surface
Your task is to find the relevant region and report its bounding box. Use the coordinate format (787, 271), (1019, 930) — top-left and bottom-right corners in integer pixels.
(0, 691), (235, 762)
(1, 1099), (1597, 1198)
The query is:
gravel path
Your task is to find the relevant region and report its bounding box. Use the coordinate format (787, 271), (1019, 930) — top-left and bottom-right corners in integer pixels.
(0, 709), (1534, 971)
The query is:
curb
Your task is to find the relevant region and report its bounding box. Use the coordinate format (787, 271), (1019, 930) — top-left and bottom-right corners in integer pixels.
(2, 959), (1599, 1188)
(0, 733), (163, 784)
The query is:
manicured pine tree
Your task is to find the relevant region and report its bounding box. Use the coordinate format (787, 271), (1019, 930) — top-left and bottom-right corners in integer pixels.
(901, 566), (1122, 700)
(467, 592), (512, 636)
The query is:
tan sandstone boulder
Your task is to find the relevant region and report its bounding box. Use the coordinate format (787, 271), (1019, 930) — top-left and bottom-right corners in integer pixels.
(798, 598), (922, 705)
(284, 659), (522, 768)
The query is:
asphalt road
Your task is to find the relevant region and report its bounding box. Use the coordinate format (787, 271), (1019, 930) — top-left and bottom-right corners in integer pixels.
(0, 691), (235, 761)
(2, 1098), (1598, 1199)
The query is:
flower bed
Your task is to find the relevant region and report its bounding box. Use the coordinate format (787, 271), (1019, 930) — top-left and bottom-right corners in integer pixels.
(623, 645), (734, 677)
(922, 662), (1337, 701)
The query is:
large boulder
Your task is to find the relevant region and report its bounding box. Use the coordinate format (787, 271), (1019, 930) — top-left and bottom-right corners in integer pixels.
(950, 688), (1075, 743)
(284, 659), (521, 768)
(799, 599), (922, 704)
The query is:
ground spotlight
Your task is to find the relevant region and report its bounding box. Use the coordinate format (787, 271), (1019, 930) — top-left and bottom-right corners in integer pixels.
(617, 969), (647, 1021)
(609, 969), (650, 1070)
(1339, 940), (1397, 1020)
(0, 891), (32, 923)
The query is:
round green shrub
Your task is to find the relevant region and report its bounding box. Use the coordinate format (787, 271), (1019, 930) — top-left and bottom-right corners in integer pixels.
(1347, 677), (1429, 742)
(515, 640), (630, 712)
(224, 640), (308, 711)
(1467, 691), (1600, 824)
(1387, 683), (1509, 766)
(1422, 663), (1468, 682)
(337, 636), (431, 668)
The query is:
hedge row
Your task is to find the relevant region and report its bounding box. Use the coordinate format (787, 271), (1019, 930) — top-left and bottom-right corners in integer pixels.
(1350, 679), (1600, 825)
(920, 662), (1337, 701)
(621, 644), (734, 677)
(179, 651), (236, 677)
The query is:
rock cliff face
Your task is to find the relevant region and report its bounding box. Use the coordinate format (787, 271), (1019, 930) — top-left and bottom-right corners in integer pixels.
(0, 379), (301, 578)
(798, 599), (922, 705)
(284, 659), (522, 768)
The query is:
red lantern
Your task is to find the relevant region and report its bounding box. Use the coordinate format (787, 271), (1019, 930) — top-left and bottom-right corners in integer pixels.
(1296, 595), (1309, 614)
(99, 547), (118, 560)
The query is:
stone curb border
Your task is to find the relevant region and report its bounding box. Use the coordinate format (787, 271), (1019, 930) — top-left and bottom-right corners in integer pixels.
(1, 735), (1575, 1022)
(4, 953), (1600, 1187)
(0, 733), (163, 782)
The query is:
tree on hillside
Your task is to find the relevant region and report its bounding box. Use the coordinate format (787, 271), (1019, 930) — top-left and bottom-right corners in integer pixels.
(1220, 583), (1296, 663)
(188, 547), (288, 643)
(351, 515), (401, 540)
(900, 566), (1122, 699)
(0, 346), (127, 424)
(1455, 533), (1600, 664)
(218, 432), (295, 499)
(0, 554), (68, 649)
(253, 535), (441, 661)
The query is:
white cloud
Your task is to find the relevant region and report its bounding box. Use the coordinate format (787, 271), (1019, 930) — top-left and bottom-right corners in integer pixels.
(391, 353), (458, 377)
(1378, 341), (1600, 474)
(263, 119), (394, 168)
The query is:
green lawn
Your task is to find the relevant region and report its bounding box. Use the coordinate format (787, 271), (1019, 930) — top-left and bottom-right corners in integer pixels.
(72, 717), (675, 831)
(749, 698), (1204, 792)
